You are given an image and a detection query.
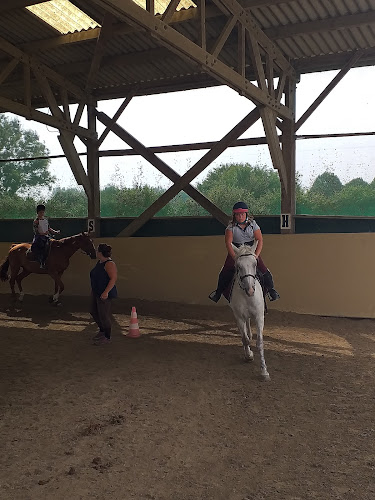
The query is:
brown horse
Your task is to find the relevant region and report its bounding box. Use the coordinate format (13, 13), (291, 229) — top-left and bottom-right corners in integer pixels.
(0, 232), (96, 304)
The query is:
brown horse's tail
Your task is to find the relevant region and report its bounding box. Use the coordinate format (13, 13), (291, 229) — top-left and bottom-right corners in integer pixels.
(0, 257), (10, 282)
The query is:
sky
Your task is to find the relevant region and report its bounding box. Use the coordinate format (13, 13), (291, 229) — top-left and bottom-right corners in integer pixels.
(12, 65), (375, 193)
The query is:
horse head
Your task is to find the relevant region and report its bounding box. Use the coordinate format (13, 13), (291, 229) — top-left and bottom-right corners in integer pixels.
(77, 232), (97, 259)
(232, 243), (258, 297)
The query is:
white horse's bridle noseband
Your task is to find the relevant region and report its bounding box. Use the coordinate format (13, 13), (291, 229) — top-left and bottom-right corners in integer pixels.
(236, 253), (257, 296)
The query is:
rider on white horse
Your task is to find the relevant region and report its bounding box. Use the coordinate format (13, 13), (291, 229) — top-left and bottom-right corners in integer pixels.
(209, 201), (280, 303)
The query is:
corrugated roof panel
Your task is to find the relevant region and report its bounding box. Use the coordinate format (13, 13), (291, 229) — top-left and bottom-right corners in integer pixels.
(286, 1), (310, 22)
(250, 8), (273, 29)
(309, 32), (331, 53)
(0, 9), (59, 44)
(281, 38), (304, 58)
(133, 0), (196, 15)
(349, 25), (369, 47)
(1, 0), (375, 105)
(292, 35), (314, 56)
(300, 33), (321, 55)
(27, 0), (100, 34)
(298, 0), (320, 19)
(335, 1), (349, 16)
(330, 29), (351, 51)
(359, 24), (375, 45)
(313, 0), (332, 17)
(337, 27), (359, 49)
(320, 31), (340, 53)
(262, 6), (287, 26)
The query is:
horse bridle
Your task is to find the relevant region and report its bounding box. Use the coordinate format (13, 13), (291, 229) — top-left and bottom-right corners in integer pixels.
(236, 253), (257, 296)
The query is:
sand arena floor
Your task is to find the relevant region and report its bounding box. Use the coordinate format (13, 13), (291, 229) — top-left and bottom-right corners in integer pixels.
(0, 295), (374, 500)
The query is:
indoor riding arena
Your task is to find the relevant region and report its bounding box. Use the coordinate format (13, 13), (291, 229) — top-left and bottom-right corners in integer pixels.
(1, 1), (375, 499)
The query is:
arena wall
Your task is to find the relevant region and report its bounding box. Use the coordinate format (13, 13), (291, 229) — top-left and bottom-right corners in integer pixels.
(1, 234), (374, 318)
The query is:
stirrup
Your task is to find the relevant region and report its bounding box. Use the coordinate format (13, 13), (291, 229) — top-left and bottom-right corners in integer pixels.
(208, 291), (220, 303)
(268, 289), (280, 301)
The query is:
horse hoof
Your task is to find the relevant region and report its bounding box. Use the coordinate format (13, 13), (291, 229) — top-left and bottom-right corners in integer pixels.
(244, 348), (254, 362)
(262, 374), (271, 382)
(53, 301), (62, 307)
(48, 296), (54, 303)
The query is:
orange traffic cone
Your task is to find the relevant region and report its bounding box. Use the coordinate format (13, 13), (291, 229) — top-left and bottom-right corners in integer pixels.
(127, 306), (141, 338)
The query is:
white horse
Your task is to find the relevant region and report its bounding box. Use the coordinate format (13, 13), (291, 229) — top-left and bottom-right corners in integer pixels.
(230, 243), (270, 381)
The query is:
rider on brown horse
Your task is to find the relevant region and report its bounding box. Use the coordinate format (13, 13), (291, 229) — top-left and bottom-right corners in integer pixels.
(31, 204), (60, 269)
(0, 232), (96, 304)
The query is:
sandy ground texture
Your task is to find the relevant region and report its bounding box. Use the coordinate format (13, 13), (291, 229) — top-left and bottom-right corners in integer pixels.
(0, 295), (374, 500)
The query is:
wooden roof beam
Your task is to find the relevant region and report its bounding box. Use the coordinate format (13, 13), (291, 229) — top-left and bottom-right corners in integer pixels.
(90, 0), (293, 118)
(15, 3), (375, 54)
(264, 11), (375, 39)
(294, 47), (375, 73)
(15, 1), (297, 53)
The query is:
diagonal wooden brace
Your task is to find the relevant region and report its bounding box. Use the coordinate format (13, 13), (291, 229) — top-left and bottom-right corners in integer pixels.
(58, 131), (92, 199)
(96, 111), (231, 225)
(98, 107), (261, 236)
(260, 106), (288, 194)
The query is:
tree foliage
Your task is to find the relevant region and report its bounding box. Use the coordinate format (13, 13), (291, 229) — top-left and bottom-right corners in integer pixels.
(0, 115), (54, 195)
(0, 160), (374, 218)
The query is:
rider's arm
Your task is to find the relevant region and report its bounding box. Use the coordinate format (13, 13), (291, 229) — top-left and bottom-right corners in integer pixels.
(254, 228), (263, 258)
(101, 261), (117, 299)
(225, 228), (236, 259)
(33, 219), (39, 235)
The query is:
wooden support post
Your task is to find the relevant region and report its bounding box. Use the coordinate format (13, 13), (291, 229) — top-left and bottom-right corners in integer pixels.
(146, 0), (154, 14)
(87, 103), (100, 236)
(198, 0), (206, 50)
(238, 23), (245, 77)
(280, 78), (296, 234)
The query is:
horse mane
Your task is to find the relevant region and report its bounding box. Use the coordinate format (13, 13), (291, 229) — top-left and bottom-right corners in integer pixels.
(235, 244), (257, 258)
(52, 233), (86, 246)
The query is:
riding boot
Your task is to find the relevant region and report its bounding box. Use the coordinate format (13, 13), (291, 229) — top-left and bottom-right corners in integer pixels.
(262, 270), (280, 301)
(209, 268), (235, 303)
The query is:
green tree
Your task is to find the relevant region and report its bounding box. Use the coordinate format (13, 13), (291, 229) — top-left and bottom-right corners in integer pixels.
(48, 187), (87, 217)
(344, 177), (368, 189)
(197, 163), (281, 215)
(0, 115), (54, 195)
(309, 172), (343, 198)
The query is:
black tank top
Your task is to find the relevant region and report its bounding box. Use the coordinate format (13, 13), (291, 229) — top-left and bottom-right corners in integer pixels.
(90, 259), (118, 298)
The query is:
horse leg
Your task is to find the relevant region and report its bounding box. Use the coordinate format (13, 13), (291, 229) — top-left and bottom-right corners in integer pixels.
(255, 315), (270, 381)
(9, 263), (21, 301)
(236, 317), (253, 362)
(245, 319), (254, 361)
(15, 269), (30, 302)
(50, 273), (64, 305)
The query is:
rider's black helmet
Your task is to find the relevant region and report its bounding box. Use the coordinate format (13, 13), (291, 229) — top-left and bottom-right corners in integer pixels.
(36, 204), (46, 213)
(232, 201), (248, 213)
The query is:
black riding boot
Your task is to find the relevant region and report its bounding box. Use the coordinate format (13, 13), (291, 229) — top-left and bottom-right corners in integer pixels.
(209, 268), (235, 303)
(262, 270), (280, 301)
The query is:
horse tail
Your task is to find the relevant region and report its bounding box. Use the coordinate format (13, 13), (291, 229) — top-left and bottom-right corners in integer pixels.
(0, 257), (10, 282)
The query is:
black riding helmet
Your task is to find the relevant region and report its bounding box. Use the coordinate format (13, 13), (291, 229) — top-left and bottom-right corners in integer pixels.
(232, 201), (248, 213)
